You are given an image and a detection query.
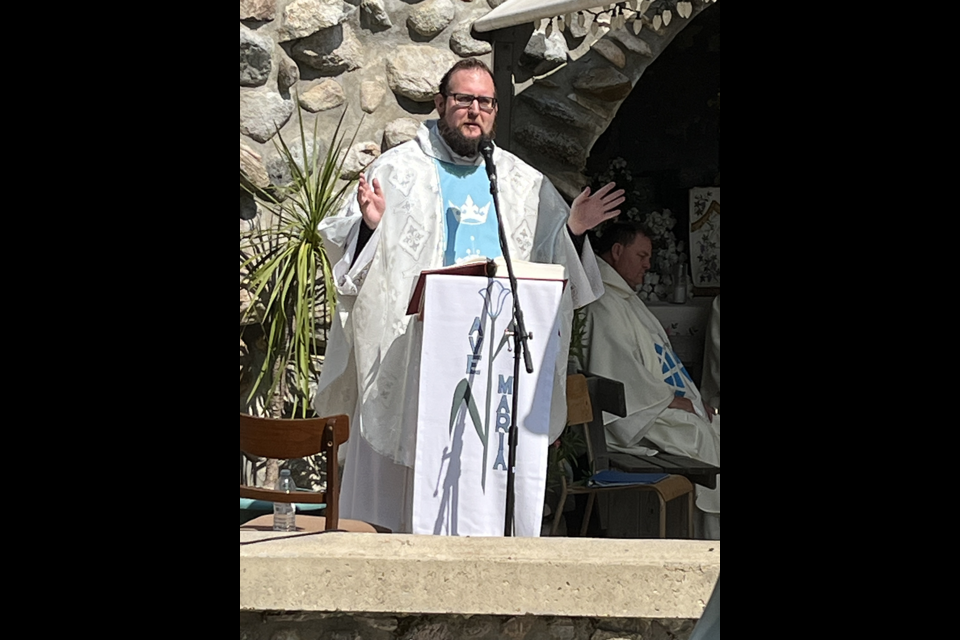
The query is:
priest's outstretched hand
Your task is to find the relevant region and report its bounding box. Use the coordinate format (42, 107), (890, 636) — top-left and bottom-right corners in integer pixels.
(357, 173), (385, 230)
(567, 182), (625, 236)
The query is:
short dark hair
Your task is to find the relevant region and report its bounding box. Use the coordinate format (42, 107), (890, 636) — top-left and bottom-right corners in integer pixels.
(438, 59), (497, 98)
(591, 221), (653, 256)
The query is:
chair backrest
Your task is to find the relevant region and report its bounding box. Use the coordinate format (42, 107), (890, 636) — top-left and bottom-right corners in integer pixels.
(566, 374), (593, 426)
(582, 374), (627, 473)
(566, 374), (628, 474)
(239, 413), (349, 531)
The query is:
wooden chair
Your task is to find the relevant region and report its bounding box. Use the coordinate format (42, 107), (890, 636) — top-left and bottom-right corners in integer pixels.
(239, 413), (388, 533)
(550, 374), (694, 538)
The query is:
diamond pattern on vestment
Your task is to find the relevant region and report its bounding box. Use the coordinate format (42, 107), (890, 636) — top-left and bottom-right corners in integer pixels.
(507, 168), (526, 195)
(390, 165), (416, 197)
(399, 209), (426, 261)
(513, 220), (533, 256)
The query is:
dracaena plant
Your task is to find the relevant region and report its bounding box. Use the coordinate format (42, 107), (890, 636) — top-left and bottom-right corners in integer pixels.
(240, 106), (359, 419)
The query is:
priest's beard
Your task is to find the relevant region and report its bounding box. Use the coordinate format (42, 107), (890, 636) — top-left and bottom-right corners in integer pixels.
(437, 118), (495, 158)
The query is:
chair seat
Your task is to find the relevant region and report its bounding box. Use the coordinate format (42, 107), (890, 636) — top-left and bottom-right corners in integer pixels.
(240, 498), (328, 526)
(607, 451), (720, 489)
(239, 514), (389, 533)
(551, 473), (694, 537)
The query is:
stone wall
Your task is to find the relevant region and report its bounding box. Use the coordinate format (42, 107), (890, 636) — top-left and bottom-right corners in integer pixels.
(239, 0), (710, 201)
(240, 0), (498, 204)
(239, 612), (697, 640)
(239, 1), (714, 416)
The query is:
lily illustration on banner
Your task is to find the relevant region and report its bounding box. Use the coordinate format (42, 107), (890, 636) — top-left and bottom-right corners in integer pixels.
(446, 280), (513, 494)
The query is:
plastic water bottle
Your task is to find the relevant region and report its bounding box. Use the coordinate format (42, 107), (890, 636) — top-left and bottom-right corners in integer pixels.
(273, 469), (296, 531)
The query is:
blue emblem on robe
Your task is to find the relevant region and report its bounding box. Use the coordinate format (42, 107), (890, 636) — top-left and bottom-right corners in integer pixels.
(655, 343), (692, 397)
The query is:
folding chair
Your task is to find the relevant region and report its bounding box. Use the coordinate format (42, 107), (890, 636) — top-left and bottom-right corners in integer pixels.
(551, 375), (694, 538)
(239, 413), (389, 533)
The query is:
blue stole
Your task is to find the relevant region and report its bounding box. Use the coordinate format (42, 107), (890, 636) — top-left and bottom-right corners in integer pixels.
(435, 159), (502, 266)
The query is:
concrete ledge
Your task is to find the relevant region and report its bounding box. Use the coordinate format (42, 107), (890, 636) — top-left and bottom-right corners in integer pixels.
(240, 532), (719, 619)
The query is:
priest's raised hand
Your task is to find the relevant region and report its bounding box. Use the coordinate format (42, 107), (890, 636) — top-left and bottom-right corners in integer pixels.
(567, 182), (626, 236)
(357, 173), (385, 230)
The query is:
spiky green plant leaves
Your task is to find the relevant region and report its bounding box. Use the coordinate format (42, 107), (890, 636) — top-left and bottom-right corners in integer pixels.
(240, 105), (360, 418)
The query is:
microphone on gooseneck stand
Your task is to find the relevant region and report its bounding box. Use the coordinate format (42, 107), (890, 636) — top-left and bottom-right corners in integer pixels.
(477, 135), (532, 537)
(478, 137), (497, 190)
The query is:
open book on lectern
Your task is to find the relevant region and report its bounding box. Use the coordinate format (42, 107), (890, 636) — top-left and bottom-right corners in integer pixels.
(405, 257), (567, 317)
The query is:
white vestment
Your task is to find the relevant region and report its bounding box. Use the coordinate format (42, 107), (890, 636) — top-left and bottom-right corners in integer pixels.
(314, 122), (603, 532)
(700, 295), (720, 411)
(584, 259), (720, 515)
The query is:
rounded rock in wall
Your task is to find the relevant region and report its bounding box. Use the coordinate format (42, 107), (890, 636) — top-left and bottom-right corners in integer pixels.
(408, 0), (457, 38)
(264, 132), (328, 188)
(340, 142), (381, 180)
(240, 0), (276, 22)
(241, 141), (270, 190)
(240, 25), (273, 87)
(299, 79), (346, 112)
(292, 23), (363, 74)
(277, 47), (300, 92)
(278, 0), (346, 43)
(361, 0), (392, 29)
(361, 80), (387, 114)
(383, 117), (422, 150)
(592, 39), (625, 69)
(386, 45), (458, 102)
(450, 20), (492, 56)
(240, 87), (295, 143)
(572, 67), (632, 102)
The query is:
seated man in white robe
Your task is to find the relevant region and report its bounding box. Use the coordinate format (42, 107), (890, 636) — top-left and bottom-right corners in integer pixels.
(583, 222), (720, 538)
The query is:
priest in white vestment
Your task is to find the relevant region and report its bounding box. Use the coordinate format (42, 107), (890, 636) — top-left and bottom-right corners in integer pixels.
(583, 222), (720, 538)
(313, 59), (624, 533)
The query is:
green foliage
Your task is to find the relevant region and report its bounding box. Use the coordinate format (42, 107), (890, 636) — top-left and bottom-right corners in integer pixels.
(546, 422), (589, 493)
(240, 106), (360, 418)
(569, 307), (588, 374)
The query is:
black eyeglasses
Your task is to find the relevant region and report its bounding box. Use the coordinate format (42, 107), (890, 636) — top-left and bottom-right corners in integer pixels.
(445, 93), (498, 112)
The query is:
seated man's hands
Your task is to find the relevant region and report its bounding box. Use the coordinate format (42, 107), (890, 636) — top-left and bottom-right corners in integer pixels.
(702, 400), (716, 422)
(668, 397), (715, 423)
(669, 396), (696, 415)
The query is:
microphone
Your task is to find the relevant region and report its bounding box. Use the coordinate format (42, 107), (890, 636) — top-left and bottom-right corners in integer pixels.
(478, 137), (497, 187)
(475, 137), (532, 537)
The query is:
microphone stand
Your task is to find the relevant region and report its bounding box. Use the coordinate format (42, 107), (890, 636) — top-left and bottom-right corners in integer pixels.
(479, 140), (533, 537)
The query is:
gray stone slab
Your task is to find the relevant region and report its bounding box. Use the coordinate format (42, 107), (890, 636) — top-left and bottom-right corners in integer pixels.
(240, 533), (720, 618)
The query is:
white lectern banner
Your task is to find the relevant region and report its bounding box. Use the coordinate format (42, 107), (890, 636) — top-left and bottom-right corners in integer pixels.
(413, 274), (563, 536)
